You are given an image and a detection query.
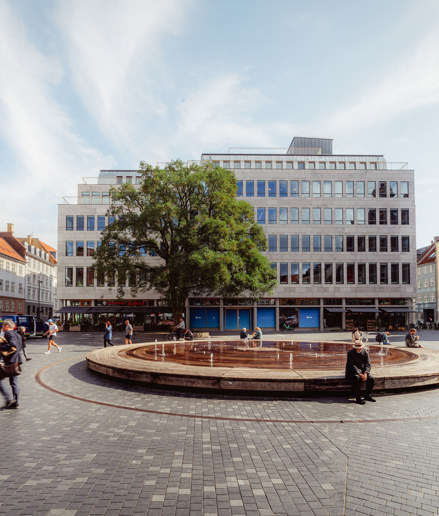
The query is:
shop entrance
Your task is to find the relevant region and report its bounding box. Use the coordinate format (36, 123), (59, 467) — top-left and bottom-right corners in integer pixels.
(424, 309), (435, 323)
(224, 308), (252, 330)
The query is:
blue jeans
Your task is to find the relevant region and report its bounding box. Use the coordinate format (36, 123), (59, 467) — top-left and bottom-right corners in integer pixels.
(0, 375), (19, 404)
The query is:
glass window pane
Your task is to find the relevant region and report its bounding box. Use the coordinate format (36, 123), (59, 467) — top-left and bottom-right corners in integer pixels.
(66, 216), (74, 231)
(302, 263), (310, 284)
(338, 162), (346, 169)
(313, 235), (321, 252)
(76, 216), (84, 231)
(81, 192), (90, 204)
(380, 263), (388, 284)
(279, 208), (288, 224)
(265, 162), (272, 169)
(65, 267), (73, 287)
(324, 181), (332, 197)
(325, 263), (333, 284)
(268, 208), (277, 224)
(348, 163), (356, 170)
(244, 161), (251, 169)
(279, 180), (287, 197)
(87, 216), (95, 231)
(313, 181), (321, 197)
(380, 236), (388, 252)
(76, 241), (84, 257)
(390, 209), (398, 225)
(290, 208), (299, 224)
(346, 181), (354, 197)
(233, 161), (241, 168)
(255, 161), (261, 169)
(379, 209), (387, 225)
(402, 236), (410, 252)
(368, 209), (376, 225)
(358, 263), (366, 284)
(268, 235), (277, 251)
(390, 181), (398, 198)
(291, 263), (299, 284)
(279, 236), (288, 252)
(369, 236), (377, 252)
(357, 236), (365, 252)
(402, 263), (410, 284)
(346, 208), (354, 225)
(65, 241), (73, 257)
(257, 181), (265, 197)
(276, 162), (283, 169)
(324, 235), (332, 252)
(298, 162), (305, 169)
(335, 235), (343, 252)
(290, 180), (299, 197)
(308, 162), (315, 169)
(318, 162), (325, 169)
(379, 181), (387, 197)
(334, 181), (343, 197)
(286, 162), (293, 169)
(391, 263), (399, 284)
(356, 181), (365, 197)
(347, 236), (355, 252)
(324, 208), (332, 225)
(369, 263), (377, 284)
(87, 241), (95, 257)
(246, 181), (254, 197)
(368, 181), (376, 198)
(401, 181), (409, 198)
(391, 236), (399, 252)
(401, 209), (409, 225)
(301, 181), (310, 197)
(357, 208), (365, 225)
(291, 236), (299, 252)
(313, 208), (321, 225)
(302, 235), (310, 252)
(257, 208), (265, 224)
(313, 263), (322, 283)
(302, 208), (310, 224)
(268, 181), (276, 197)
(336, 263), (344, 284)
(76, 267), (84, 287)
(97, 216), (106, 231)
(92, 192), (100, 204)
(347, 263), (355, 284)
(280, 263), (288, 284)
(236, 180), (243, 197)
(335, 208), (343, 225)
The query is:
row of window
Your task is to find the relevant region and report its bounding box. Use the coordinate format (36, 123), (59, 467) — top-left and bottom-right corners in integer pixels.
(217, 161), (380, 171)
(65, 267), (136, 288)
(270, 262), (411, 285)
(26, 287), (52, 302)
(0, 300), (22, 313)
(418, 279), (435, 288)
(267, 235), (410, 253)
(66, 215), (114, 232)
(417, 265), (435, 275)
(0, 260), (24, 275)
(65, 241), (158, 257)
(256, 207), (410, 225)
(237, 180), (409, 198)
(418, 294), (435, 303)
(0, 280), (23, 293)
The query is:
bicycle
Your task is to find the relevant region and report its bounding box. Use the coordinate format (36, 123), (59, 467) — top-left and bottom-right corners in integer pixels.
(279, 322), (296, 331)
(166, 330), (193, 341)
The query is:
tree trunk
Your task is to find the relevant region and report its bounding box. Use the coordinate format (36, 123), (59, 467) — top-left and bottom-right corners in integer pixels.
(173, 307), (185, 325)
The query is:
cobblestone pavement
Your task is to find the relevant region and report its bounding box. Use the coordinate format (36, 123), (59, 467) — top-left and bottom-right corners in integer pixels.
(1, 332), (439, 516)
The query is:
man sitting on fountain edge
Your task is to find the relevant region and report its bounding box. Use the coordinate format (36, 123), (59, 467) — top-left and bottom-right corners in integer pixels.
(345, 340), (376, 405)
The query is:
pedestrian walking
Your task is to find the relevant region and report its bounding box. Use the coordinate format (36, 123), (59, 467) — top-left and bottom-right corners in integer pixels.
(17, 326), (31, 361)
(43, 319), (62, 354)
(124, 320), (133, 345)
(104, 321), (114, 347)
(0, 320), (23, 409)
(345, 340), (376, 405)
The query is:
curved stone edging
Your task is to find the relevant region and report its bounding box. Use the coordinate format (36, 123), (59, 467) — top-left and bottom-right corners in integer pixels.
(86, 340), (439, 394)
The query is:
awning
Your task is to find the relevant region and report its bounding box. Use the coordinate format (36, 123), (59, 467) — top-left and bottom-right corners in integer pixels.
(346, 307), (381, 313)
(91, 306), (173, 313)
(56, 307), (91, 313)
(324, 307), (346, 313)
(380, 308), (417, 313)
(88, 306), (124, 313)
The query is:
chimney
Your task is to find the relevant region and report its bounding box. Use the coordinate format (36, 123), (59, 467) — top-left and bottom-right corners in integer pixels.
(7, 223), (13, 234)
(27, 235), (32, 245)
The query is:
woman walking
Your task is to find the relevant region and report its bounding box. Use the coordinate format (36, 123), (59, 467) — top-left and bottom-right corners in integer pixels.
(43, 320), (62, 354)
(104, 321), (114, 347)
(17, 326), (31, 361)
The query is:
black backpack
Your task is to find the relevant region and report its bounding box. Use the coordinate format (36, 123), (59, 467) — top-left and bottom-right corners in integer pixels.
(375, 332), (383, 342)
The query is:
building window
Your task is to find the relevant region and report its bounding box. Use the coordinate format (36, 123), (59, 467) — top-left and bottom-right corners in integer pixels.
(255, 161), (261, 169)
(334, 208), (343, 225)
(347, 263), (355, 284)
(402, 263), (410, 284)
(357, 181), (365, 197)
(276, 162), (283, 169)
(291, 263), (299, 284)
(313, 208), (321, 225)
(417, 267), (421, 275)
(324, 235), (332, 252)
(76, 267), (84, 287)
(92, 192), (100, 204)
(334, 181), (343, 197)
(76, 241), (84, 257)
(401, 209), (409, 225)
(290, 208), (299, 225)
(391, 264), (399, 284)
(390, 181), (398, 198)
(298, 162), (305, 169)
(302, 235), (311, 252)
(418, 280), (421, 288)
(279, 208), (288, 224)
(380, 236), (388, 252)
(430, 265), (434, 273)
(368, 208), (376, 225)
(380, 263), (388, 284)
(246, 181), (254, 197)
(301, 181), (310, 197)
(257, 180), (265, 197)
(346, 236), (355, 252)
(368, 181), (376, 198)
(325, 264), (333, 284)
(424, 267), (427, 274)
(65, 267), (73, 287)
(424, 294), (429, 302)
(302, 263), (311, 284)
(357, 208), (365, 225)
(280, 263), (288, 284)
(291, 236), (299, 252)
(313, 263), (322, 284)
(279, 180), (288, 197)
(328, 162), (336, 169)
(390, 209), (398, 225)
(98, 216), (106, 231)
(265, 162), (272, 169)
(286, 162), (293, 169)
(431, 293), (435, 302)
(66, 216), (74, 231)
(379, 209), (387, 225)
(324, 181), (332, 197)
(401, 181), (409, 198)
(313, 235), (321, 252)
(346, 208), (354, 225)
(358, 163), (366, 170)
(279, 236), (288, 252)
(257, 208), (265, 225)
(233, 161), (241, 169)
(379, 182), (387, 197)
(324, 208), (332, 225)
(358, 263), (366, 284)
(430, 278), (435, 287)
(335, 235), (343, 252)
(244, 161), (251, 169)
(268, 208), (277, 224)
(369, 163), (377, 170)
(336, 263), (344, 284)
(66, 241), (73, 257)
(87, 241), (95, 256)
(348, 163), (356, 170)
(338, 162), (346, 169)
(290, 180), (299, 197)
(368, 236), (376, 253)
(81, 192), (90, 204)
(346, 181), (354, 197)
(424, 279), (428, 287)
(76, 216), (84, 231)
(268, 236), (277, 252)
(268, 181), (276, 197)
(236, 180), (243, 197)
(358, 236), (366, 252)
(302, 208), (310, 224)
(87, 267), (94, 287)
(313, 181), (321, 197)
(390, 236), (399, 252)
(369, 264), (377, 285)
(11, 282), (15, 293)
(102, 192), (110, 204)
(87, 216), (95, 231)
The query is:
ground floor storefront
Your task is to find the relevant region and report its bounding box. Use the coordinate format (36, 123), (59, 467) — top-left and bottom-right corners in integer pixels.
(57, 297), (416, 332)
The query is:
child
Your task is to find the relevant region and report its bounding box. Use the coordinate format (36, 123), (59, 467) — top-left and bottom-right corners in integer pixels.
(17, 326), (31, 361)
(43, 319), (62, 354)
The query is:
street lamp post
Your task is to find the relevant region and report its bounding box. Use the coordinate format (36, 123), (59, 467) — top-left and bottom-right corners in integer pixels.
(37, 279), (42, 318)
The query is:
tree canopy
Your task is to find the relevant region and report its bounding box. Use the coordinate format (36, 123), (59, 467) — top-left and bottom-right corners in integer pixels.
(93, 160), (277, 320)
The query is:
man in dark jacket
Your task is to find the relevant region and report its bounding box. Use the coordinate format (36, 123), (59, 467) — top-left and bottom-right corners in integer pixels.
(0, 320), (23, 409)
(345, 340), (376, 405)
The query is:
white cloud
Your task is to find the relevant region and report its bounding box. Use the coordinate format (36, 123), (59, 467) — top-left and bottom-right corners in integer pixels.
(56, 0), (193, 162)
(0, 1), (115, 246)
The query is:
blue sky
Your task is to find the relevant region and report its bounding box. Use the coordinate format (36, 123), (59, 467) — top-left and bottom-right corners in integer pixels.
(1, 0), (439, 248)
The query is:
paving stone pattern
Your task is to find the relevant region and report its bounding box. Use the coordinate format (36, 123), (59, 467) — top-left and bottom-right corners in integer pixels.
(1, 332), (439, 515)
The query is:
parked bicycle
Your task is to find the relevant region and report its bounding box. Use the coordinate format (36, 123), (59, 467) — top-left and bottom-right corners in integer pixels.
(279, 320), (297, 332)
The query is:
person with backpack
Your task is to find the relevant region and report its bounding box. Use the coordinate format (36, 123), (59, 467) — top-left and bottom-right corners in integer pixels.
(0, 320), (23, 409)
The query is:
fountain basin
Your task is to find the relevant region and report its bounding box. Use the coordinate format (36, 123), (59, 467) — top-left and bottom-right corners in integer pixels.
(86, 339), (439, 394)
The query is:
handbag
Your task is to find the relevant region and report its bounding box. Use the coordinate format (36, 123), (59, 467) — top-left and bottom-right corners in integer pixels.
(0, 361), (21, 379)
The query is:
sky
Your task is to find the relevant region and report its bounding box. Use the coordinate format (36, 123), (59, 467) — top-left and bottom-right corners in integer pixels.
(1, 0), (439, 249)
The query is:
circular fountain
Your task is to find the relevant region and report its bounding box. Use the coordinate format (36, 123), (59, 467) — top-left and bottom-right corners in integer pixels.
(86, 339), (439, 394)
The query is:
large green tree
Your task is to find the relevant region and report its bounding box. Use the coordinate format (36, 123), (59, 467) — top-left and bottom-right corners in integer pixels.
(93, 160), (277, 322)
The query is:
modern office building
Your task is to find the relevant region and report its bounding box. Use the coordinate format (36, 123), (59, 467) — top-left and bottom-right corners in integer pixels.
(58, 137), (417, 331)
(416, 238), (439, 322)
